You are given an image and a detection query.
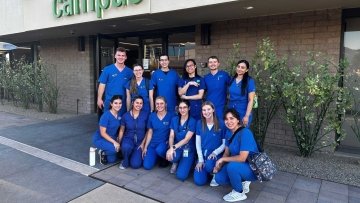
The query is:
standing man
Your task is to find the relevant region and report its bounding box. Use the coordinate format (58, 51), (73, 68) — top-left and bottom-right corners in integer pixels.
(204, 56), (231, 119)
(150, 54), (180, 114)
(97, 47), (133, 116)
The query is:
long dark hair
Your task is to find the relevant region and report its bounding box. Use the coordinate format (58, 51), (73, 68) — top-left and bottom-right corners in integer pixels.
(232, 59), (250, 96)
(130, 64), (143, 95)
(177, 99), (190, 128)
(109, 95), (122, 110)
(182, 59), (199, 80)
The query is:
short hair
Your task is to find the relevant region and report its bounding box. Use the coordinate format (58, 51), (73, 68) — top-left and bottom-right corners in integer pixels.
(159, 54), (169, 60)
(208, 56), (219, 62)
(116, 47), (127, 54)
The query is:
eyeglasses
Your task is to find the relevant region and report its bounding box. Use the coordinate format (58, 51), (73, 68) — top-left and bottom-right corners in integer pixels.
(186, 64), (195, 68)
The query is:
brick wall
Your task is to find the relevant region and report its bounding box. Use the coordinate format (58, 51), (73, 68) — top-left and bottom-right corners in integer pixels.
(195, 9), (342, 149)
(39, 37), (95, 114)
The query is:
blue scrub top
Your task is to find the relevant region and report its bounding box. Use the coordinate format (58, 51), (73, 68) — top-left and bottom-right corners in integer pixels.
(178, 76), (205, 120)
(150, 69), (179, 114)
(125, 78), (151, 114)
(204, 70), (230, 109)
(147, 112), (174, 146)
(170, 116), (197, 150)
(196, 120), (226, 156)
(93, 110), (121, 140)
(98, 64), (133, 113)
(226, 128), (259, 156)
(228, 77), (256, 113)
(121, 110), (148, 145)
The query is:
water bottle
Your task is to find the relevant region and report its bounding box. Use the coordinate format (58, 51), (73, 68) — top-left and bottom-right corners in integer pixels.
(89, 147), (96, 166)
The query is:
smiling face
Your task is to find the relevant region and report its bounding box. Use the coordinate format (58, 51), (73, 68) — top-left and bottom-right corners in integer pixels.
(155, 98), (166, 112)
(185, 60), (196, 75)
(202, 104), (214, 119)
(110, 99), (122, 112)
(208, 58), (220, 71)
(236, 62), (248, 76)
(132, 98), (143, 111)
(224, 111), (241, 131)
(159, 55), (170, 69)
(114, 51), (127, 65)
(133, 65), (144, 78)
(178, 101), (190, 117)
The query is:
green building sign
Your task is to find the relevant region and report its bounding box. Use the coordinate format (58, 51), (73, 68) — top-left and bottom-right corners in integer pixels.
(53, 0), (142, 19)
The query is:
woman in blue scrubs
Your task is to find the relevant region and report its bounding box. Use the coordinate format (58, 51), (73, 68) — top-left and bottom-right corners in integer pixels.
(193, 101), (226, 186)
(125, 64), (153, 114)
(142, 96), (174, 170)
(166, 100), (196, 181)
(117, 96), (148, 169)
(211, 108), (259, 202)
(92, 95), (122, 164)
(178, 59), (205, 120)
(228, 60), (256, 127)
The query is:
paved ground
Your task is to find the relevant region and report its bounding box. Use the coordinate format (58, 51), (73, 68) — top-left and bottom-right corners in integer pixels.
(0, 111), (359, 203)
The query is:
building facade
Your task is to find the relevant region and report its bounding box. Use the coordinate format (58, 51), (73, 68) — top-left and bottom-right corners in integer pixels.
(1, 0), (359, 152)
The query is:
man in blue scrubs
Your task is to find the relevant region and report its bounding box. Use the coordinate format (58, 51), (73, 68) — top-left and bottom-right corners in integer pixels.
(97, 47), (133, 115)
(150, 54), (180, 114)
(204, 56), (231, 119)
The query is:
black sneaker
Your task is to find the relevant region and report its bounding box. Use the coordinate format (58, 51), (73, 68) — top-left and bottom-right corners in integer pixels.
(98, 149), (108, 165)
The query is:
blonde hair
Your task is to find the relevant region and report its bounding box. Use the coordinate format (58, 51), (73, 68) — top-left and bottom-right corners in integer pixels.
(201, 101), (219, 132)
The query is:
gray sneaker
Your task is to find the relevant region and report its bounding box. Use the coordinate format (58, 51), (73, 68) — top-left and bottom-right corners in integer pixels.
(242, 181), (251, 193)
(119, 161), (126, 170)
(170, 163), (178, 174)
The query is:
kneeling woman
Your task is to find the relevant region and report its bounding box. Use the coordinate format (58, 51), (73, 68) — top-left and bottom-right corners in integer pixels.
(117, 96), (148, 169)
(212, 108), (259, 202)
(166, 100), (196, 181)
(193, 101), (226, 186)
(92, 95), (122, 164)
(142, 96), (174, 170)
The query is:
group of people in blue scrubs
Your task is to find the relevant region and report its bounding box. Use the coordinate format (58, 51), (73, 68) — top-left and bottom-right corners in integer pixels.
(93, 48), (258, 201)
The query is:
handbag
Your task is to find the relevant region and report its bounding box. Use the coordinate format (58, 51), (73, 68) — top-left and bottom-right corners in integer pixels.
(247, 150), (276, 182)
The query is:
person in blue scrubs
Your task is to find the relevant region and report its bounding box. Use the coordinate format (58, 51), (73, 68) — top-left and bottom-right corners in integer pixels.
(150, 54), (180, 114)
(193, 101), (226, 186)
(117, 96), (148, 169)
(178, 59), (205, 120)
(204, 56), (231, 120)
(97, 47), (133, 115)
(92, 95), (122, 164)
(228, 60), (256, 127)
(126, 64), (153, 115)
(166, 100), (196, 181)
(142, 96), (174, 170)
(211, 108), (259, 202)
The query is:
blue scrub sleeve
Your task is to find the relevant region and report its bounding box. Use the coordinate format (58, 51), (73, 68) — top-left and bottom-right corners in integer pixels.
(248, 78), (256, 93)
(239, 129), (258, 152)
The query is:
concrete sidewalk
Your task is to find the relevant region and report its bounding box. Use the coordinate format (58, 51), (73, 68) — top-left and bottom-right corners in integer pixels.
(0, 111), (359, 203)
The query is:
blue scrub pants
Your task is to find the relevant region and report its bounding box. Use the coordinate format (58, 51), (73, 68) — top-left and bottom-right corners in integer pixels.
(214, 162), (257, 192)
(228, 102), (253, 127)
(121, 138), (142, 169)
(215, 105), (225, 121)
(93, 137), (118, 163)
(143, 142), (168, 170)
(193, 153), (220, 186)
(171, 148), (195, 181)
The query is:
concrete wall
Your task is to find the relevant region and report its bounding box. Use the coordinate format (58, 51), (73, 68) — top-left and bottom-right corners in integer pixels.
(195, 9), (342, 148)
(39, 37), (95, 114)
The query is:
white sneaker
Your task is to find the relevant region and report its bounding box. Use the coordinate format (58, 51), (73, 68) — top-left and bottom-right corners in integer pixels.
(242, 181), (251, 194)
(118, 161), (126, 170)
(210, 175), (219, 187)
(170, 163), (178, 174)
(223, 190), (247, 202)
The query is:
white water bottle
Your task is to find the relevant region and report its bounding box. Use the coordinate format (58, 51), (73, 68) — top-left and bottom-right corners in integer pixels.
(89, 147), (96, 166)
